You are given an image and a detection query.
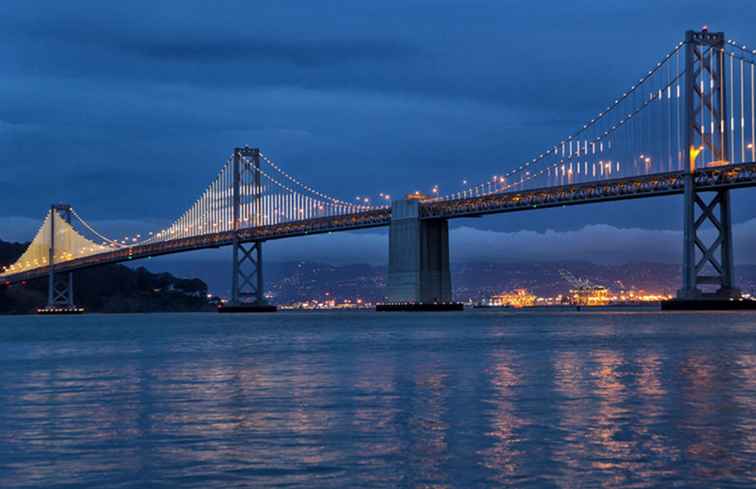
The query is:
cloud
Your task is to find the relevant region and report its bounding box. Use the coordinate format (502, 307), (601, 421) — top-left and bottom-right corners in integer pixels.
(256, 220), (756, 267)
(265, 219), (756, 266)
(119, 37), (417, 66)
(0, 217), (46, 243)
(0, 0), (676, 113)
(1, 0), (756, 239)
(289, 220), (756, 266)
(449, 225), (680, 264)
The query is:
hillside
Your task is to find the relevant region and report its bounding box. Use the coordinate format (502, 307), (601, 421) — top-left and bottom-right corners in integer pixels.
(0, 239), (213, 314)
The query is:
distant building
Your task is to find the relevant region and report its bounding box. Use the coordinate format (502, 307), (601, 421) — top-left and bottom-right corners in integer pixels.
(486, 289), (536, 308)
(569, 285), (610, 306)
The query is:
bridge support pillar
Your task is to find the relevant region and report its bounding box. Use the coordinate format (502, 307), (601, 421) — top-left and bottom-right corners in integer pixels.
(224, 239), (276, 311)
(380, 199), (460, 311)
(47, 270), (75, 309)
(220, 147), (276, 313)
(677, 181), (740, 301)
(39, 204), (83, 314)
(664, 29), (752, 310)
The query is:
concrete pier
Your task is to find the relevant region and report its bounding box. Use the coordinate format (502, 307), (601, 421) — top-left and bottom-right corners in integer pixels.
(384, 199), (453, 305)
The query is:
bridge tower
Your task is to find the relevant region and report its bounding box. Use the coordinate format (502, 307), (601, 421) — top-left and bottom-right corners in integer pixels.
(222, 147), (277, 312)
(676, 29), (741, 303)
(40, 204), (82, 314)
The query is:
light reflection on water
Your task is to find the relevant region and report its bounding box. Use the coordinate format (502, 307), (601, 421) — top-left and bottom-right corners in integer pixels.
(0, 311), (755, 488)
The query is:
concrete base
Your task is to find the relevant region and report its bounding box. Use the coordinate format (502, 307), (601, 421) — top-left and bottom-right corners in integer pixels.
(376, 303), (464, 312)
(661, 298), (756, 311)
(217, 304), (278, 313)
(37, 306), (85, 315)
(386, 199), (452, 304)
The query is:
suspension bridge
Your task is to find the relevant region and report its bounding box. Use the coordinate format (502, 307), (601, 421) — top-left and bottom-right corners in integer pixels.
(3, 29), (756, 312)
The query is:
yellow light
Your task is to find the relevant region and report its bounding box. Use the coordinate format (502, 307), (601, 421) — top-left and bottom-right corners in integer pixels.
(689, 145), (704, 172)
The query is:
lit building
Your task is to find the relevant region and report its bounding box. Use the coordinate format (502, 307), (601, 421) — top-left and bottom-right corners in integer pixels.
(569, 285), (610, 306)
(486, 289), (536, 308)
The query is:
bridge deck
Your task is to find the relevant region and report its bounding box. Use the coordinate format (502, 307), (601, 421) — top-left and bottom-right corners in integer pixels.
(422, 162), (756, 219)
(3, 208), (392, 284)
(4, 162), (756, 284)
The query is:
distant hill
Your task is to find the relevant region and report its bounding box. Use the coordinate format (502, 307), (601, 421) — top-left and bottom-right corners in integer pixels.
(0, 239), (213, 314)
(239, 260), (756, 303)
(6, 236), (756, 310)
(150, 259), (756, 303)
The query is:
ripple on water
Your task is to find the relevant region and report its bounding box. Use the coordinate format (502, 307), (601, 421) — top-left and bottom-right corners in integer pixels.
(0, 311), (754, 488)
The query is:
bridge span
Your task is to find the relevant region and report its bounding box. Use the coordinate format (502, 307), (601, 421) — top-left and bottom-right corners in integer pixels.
(3, 29), (756, 311)
(5, 162), (756, 284)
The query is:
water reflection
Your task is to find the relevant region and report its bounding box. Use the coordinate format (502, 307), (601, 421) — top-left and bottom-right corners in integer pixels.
(346, 356), (401, 485)
(587, 350), (636, 486)
(479, 351), (528, 484)
(632, 351), (679, 482)
(552, 350), (592, 485)
(679, 351), (741, 482)
(406, 357), (450, 488)
(0, 312), (755, 488)
(733, 353), (756, 484)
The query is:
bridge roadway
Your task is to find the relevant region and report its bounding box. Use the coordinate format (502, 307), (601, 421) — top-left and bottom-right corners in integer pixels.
(4, 161), (756, 285)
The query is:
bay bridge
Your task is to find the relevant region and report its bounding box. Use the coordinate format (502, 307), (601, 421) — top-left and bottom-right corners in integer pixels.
(3, 29), (756, 311)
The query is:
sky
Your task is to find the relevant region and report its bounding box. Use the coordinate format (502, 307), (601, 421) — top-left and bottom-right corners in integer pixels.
(2, 0), (756, 267)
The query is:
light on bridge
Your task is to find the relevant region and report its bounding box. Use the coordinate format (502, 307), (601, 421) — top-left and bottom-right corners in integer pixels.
(690, 145), (705, 171)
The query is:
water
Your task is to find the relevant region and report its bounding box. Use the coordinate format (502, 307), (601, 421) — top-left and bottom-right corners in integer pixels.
(0, 311), (754, 488)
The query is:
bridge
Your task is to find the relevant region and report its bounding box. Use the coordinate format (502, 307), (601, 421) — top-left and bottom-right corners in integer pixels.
(3, 29), (756, 311)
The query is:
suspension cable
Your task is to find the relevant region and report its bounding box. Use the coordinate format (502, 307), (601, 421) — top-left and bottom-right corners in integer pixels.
(443, 71), (685, 200)
(452, 42), (685, 198)
(69, 208), (125, 247)
(258, 152), (384, 209)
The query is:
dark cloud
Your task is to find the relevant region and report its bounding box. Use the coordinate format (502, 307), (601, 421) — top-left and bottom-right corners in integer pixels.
(120, 37), (416, 66)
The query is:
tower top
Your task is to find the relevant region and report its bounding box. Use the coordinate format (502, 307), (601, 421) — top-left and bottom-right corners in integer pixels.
(234, 146), (260, 157)
(686, 28), (724, 47)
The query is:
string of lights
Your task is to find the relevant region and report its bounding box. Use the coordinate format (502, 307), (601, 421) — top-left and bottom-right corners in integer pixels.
(69, 208), (125, 248)
(441, 67), (686, 201)
(0, 209), (112, 275)
(258, 152), (382, 210)
(442, 75), (681, 199)
(5, 34), (756, 280)
(448, 42), (685, 199)
(727, 39), (756, 59)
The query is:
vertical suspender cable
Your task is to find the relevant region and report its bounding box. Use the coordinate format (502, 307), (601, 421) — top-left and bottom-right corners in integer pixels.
(226, 165), (229, 231)
(742, 58), (746, 163)
(215, 171), (220, 231)
(677, 48), (682, 170)
(216, 171), (221, 230)
(213, 179), (217, 230)
(223, 166), (227, 231)
(243, 165), (248, 226)
(666, 53), (677, 171)
(222, 166), (226, 232)
(703, 46), (709, 165)
(731, 51), (735, 161)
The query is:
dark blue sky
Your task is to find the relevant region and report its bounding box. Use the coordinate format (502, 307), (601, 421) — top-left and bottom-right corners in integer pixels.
(2, 1), (756, 265)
